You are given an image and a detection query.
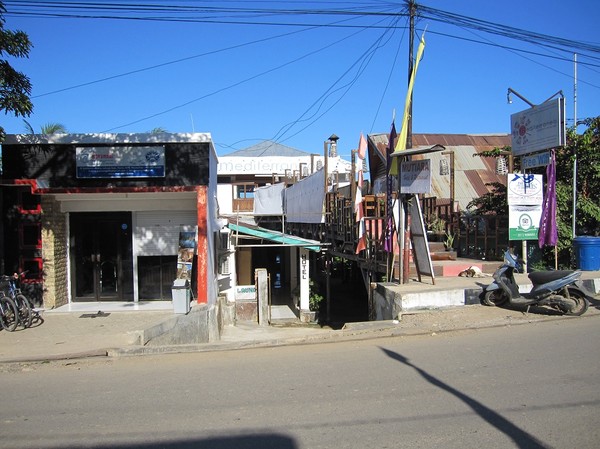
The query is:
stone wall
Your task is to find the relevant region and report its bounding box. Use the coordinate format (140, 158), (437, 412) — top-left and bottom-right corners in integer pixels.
(41, 197), (68, 309)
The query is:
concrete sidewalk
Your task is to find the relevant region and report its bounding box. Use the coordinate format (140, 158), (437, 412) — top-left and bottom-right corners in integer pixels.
(1, 272), (599, 364)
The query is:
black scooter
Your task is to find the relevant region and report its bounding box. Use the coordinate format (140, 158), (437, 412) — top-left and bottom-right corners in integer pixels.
(482, 250), (589, 316)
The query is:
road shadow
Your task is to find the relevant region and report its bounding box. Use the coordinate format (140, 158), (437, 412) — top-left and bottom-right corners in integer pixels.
(59, 433), (297, 449)
(379, 347), (551, 449)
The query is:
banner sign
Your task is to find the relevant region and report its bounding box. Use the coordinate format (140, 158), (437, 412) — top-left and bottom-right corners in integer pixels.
(176, 226), (197, 280)
(507, 173), (543, 205)
(76, 146), (165, 178)
(510, 98), (565, 156)
(400, 159), (431, 194)
(509, 204), (542, 240)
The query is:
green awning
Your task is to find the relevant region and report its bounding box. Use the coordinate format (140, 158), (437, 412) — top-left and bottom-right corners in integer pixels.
(228, 223), (322, 252)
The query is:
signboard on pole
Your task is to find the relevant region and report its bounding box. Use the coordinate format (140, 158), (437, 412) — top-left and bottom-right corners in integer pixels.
(400, 159), (431, 194)
(507, 173), (543, 205)
(510, 98), (566, 156)
(507, 173), (543, 241)
(509, 205), (542, 240)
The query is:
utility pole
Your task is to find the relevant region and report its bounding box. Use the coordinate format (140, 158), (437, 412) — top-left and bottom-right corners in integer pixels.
(407, 0), (415, 150)
(398, 1), (417, 284)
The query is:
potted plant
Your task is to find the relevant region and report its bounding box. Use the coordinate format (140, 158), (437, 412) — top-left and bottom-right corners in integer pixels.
(308, 280), (323, 321)
(426, 213), (446, 241)
(444, 231), (456, 251)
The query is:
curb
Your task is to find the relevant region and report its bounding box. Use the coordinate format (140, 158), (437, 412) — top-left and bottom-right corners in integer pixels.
(107, 309), (600, 358)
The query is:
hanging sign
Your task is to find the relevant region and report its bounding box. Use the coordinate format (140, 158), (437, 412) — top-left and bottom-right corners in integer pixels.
(510, 98), (565, 156)
(400, 159), (431, 194)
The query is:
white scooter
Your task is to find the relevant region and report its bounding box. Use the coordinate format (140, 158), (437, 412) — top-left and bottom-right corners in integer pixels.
(482, 250), (589, 316)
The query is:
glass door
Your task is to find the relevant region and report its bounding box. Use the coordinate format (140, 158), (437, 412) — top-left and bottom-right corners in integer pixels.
(71, 212), (133, 301)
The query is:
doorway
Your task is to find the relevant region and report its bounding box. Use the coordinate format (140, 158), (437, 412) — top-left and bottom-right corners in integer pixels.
(70, 212), (133, 302)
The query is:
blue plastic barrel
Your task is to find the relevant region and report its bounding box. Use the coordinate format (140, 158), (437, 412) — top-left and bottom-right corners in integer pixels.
(573, 236), (600, 270)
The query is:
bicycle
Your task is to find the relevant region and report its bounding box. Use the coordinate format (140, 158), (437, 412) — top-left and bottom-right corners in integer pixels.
(0, 293), (19, 332)
(1, 273), (33, 328)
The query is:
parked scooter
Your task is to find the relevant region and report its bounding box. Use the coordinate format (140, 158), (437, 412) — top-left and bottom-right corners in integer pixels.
(483, 250), (589, 316)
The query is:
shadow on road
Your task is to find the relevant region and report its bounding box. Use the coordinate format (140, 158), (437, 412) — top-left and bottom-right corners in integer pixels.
(57, 434), (297, 449)
(379, 347), (550, 449)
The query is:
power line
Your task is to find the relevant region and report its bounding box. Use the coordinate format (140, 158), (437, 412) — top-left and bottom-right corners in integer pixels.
(102, 8), (395, 132)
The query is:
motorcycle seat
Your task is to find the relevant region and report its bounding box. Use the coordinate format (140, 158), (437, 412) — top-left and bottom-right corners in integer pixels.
(528, 270), (576, 285)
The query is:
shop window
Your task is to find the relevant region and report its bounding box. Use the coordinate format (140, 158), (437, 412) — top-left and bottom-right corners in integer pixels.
(236, 184), (255, 199)
(232, 184), (255, 212)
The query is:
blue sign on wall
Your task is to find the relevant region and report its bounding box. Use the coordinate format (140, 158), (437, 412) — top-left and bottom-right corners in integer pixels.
(76, 146), (165, 178)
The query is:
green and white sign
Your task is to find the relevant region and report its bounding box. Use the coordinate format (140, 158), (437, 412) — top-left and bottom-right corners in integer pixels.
(509, 204), (542, 240)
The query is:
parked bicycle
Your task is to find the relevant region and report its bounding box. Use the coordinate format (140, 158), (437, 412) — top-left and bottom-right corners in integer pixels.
(1, 273), (34, 328)
(0, 292), (19, 332)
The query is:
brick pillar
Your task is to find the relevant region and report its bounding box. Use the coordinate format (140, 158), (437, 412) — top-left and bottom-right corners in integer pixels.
(41, 197), (68, 309)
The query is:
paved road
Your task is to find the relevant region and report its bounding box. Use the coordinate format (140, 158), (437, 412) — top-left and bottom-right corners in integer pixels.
(1, 316), (599, 449)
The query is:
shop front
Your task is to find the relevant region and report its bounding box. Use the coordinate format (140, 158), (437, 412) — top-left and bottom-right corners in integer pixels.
(1, 133), (219, 309)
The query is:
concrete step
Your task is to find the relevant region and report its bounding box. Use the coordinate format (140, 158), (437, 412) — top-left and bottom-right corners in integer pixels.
(408, 258), (502, 278)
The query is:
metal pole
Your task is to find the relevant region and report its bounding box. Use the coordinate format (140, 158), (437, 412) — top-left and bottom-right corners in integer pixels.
(572, 53), (577, 239)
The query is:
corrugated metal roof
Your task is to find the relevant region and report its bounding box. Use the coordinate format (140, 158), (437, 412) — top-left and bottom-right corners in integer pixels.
(366, 133), (511, 210)
(227, 140), (312, 158)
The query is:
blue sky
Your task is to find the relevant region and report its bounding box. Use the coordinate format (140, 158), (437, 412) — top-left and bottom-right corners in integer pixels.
(2, 1), (599, 157)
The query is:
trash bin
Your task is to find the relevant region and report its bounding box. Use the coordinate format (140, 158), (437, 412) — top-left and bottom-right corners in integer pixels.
(172, 279), (191, 314)
(573, 236), (600, 271)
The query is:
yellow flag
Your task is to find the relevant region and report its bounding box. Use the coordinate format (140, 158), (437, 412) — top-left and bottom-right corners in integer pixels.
(389, 31), (426, 175)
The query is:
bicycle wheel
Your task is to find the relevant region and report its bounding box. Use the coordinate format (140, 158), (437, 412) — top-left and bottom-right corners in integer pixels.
(16, 294), (33, 328)
(0, 294), (19, 332)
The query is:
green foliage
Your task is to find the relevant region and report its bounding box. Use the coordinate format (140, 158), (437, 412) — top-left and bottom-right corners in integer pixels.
(443, 231), (456, 250)
(308, 280), (323, 312)
(425, 212), (446, 233)
(24, 120), (67, 135)
(564, 117), (600, 237)
(466, 181), (508, 215)
(467, 117), (600, 268)
(0, 3), (33, 141)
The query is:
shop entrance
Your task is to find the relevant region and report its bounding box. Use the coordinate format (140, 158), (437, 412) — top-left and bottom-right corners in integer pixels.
(70, 212), (133, 302)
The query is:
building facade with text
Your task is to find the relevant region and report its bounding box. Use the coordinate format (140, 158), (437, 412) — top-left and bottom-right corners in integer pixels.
(0, 133), (219, 309)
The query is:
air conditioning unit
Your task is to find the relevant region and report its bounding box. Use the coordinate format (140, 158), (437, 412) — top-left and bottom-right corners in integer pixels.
(219, 229), (230, 251)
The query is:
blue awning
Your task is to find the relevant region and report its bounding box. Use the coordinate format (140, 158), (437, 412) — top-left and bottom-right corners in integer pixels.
(228, 223), (322, 252)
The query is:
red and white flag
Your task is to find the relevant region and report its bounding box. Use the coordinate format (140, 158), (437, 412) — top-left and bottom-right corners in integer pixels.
(357, 133), (367, 160)
(355, 163), (367, 254)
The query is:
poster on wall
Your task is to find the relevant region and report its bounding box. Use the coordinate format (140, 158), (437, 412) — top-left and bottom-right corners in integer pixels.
(177, 226), (197, 279)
